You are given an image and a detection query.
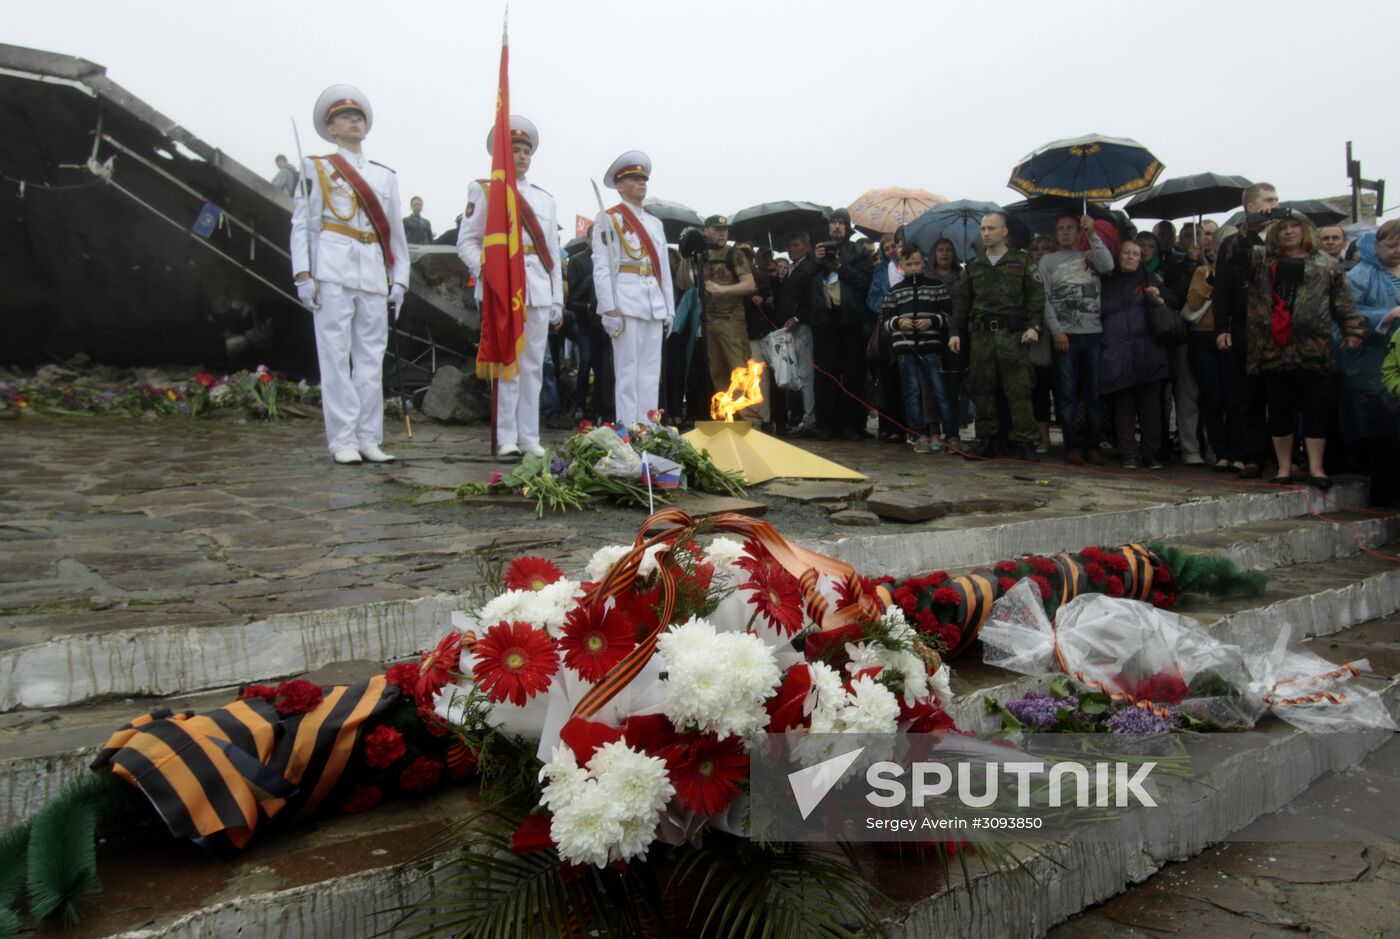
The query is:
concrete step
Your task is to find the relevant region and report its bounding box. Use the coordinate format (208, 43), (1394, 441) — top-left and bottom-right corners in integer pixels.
(2, 486), (1386, 715)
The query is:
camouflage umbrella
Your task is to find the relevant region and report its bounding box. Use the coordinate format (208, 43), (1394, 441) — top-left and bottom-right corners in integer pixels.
(847, 187), (948, 238)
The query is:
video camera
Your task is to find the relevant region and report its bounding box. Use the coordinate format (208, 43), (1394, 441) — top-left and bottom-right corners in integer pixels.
(1243, 205), (1297, 228)
(678, 226), (711, 261)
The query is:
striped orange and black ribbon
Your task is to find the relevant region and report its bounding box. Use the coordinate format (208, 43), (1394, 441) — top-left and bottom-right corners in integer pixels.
(570, 509), (885, 719)
(92, 677), (395, 858)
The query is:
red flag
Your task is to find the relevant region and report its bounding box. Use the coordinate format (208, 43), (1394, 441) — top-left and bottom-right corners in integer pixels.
(475, 30), (527, 382)
(575, 215), (591, 238)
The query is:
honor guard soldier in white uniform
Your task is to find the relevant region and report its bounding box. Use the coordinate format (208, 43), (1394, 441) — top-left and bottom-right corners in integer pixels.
(457, 115), (563, 459)
(291, 84), (410, 465)
(592, 151), (675, 427)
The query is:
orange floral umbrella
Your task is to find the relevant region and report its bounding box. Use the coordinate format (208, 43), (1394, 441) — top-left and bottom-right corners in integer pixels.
(847, 187), (948, 237)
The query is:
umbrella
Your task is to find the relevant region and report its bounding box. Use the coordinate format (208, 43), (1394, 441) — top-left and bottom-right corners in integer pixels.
(1123, 173), (1252, 220)
(1222, 200), (1349, 230)
(642, 198), (704, 244)
(1003, 197), (1127, 240)
(727, 200), (832, 250)
(847, 187), (947, 238)
(564, 235), (589, 258)
(904, 200), (1031, 264)
(1008, 134), (1163, 203)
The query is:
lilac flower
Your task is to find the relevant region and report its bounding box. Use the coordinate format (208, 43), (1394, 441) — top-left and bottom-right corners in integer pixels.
(1108, 706), (1176, 736)
(550, 455), (568, 475)
(1005, 693), (1061, 728)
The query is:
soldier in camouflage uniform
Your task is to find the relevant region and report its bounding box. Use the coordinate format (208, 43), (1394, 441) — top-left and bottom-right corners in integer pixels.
(950, 212), (1045, 461)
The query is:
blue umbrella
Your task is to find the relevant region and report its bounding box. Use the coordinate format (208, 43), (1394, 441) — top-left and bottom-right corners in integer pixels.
(1008, 134), (1163, 203)
(904, 200), (1031, 264)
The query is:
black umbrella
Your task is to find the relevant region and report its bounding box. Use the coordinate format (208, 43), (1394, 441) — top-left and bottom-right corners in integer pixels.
(727, 200), (833, 250)
(1003, 197), (1126, 240)
(1124, 173), (1253, 220)
(642, 198), (704, 244)
(564, 235), (589, 258)
(904, 200), (1032, 263)
(1222, 200), (1349, 230)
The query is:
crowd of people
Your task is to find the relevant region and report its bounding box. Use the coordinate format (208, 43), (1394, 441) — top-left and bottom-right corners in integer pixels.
(546, 183), (1400, 507)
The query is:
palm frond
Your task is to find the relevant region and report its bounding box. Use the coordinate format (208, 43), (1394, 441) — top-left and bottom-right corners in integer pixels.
(25, 783), (101, 924)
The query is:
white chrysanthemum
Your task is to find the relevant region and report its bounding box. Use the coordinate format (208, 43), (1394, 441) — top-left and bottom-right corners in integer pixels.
(585, 544), (630, 582)
(703, 536), (747, 575)
(843, 642), (887, 676)
(530, 578), (583, 636)
(591, 741), (675, 817)
(657, 615), (718, 662)
(550, 784), (626, 868)
(886, 649), (931, 706)
(879, 605), (918, 647)
(637, 542), (669, 578)
(659, 627), (781, 738)
(478, 588), (534, 625)
(839, 675), (900, 735)
(539, 744), (590, 812)
(928, 663), (954, 710)
(726, 635), (784, 703)
(613, 811), (660, 862)
(804, 661), (846, 729)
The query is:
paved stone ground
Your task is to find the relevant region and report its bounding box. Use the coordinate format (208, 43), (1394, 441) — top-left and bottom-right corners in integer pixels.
(1052, 737), (1400, 939)
(0, 413), (1299, 653)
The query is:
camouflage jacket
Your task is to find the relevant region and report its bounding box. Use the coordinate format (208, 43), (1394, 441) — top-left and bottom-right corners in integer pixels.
(1243, 247), (1366, 376)
(953, 248), (1045, 334)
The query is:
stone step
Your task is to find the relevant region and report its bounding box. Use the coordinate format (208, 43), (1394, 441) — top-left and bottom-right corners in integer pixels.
(62, 617), (1394, 939)
(3, 486), (1384, 716)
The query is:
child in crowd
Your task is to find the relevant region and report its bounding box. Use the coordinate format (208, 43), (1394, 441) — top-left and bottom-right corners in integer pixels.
(882, 245), (957, 452)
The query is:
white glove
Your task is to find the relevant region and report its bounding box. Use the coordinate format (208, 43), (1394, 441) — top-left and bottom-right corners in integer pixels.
(663, 317), (674, 339)
(549, 305), (563, 328)
(602, 312), (624, 338)
(388, 283), (406, 309)
(296, 278), (319, 311)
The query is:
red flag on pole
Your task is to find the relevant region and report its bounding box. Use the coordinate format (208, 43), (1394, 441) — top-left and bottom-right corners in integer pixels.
(575, 215), (591, 238)
(475, 22), (527, 382)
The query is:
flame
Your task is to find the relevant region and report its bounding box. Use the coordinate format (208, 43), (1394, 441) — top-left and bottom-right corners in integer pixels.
(710, 359), (765, 422)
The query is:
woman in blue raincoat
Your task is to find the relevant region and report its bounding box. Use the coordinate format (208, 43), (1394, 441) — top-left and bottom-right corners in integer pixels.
(1343, 222), (1400, 505)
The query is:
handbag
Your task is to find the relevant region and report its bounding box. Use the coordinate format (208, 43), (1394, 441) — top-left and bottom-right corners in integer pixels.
(1180, 299), (1211, 326)
(1146, 292), (1187, 346)
(1027, 327), (1053, 368)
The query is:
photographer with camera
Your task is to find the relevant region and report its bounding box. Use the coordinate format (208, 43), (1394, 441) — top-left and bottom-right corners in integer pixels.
(678, 215), (756, 408)
(1214, 182), (1281, 478)
(808, 208), (875, 440)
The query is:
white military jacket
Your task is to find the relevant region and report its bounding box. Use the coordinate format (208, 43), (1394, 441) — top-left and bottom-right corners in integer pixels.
(456, 176), (564, 312)
(290, 146), (410, 295)
(591, 203), (675, 322)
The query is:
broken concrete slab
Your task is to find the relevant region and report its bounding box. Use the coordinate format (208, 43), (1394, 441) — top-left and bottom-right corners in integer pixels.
(866, 489), (952, 522)
(761, 479), (873, 504)
(664, 491), (768, 519)
(831, 509), (880, 527)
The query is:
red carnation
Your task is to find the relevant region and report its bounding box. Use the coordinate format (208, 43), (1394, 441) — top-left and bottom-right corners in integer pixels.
(398, 756), (443, 793)
(665, 733), (748, 815)
(892, 587), (918, 616)
(1105, 554), (1131, 574)
(504, 556), (564, 592)
(740, 557), (804, 636)
(241, 684), (278, 702)
(193, 371), (217, 388)
(1132, 668), (1188, 705)
(913, 609), (939, 633)
(1028, 556), (1055, 575)
(1150, 589), (1168, 608)
(559, 601), (635, 682)
(384, 662), (421, 693)
(993, 560), (1018, 574)
(935, 623), (961, 652)
(339, 786), (383, 814)
(512, 811), (556, 854)
(471, 621), (559, 706)
(1080, 546), (1104, 562)
(1105, 579), (1125, 598)
(1030, 575), (1051, 599)
(1083, 561), (1106, 585)
(273, 679), (323, 717)
(362, 724), (406, 769)
(997, 577), (1017, 594)
(577, 420), (594, 432)
(417, 631), (466, 706)
(927, 571), (949, 588)
(933, 586), (961, 607)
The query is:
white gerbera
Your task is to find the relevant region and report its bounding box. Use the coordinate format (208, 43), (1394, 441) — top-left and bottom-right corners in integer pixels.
(839, 675), (900, 735)
(886, 649), (931, 707)
(550, 784), (626, 868)
(585, 544), (630, 582)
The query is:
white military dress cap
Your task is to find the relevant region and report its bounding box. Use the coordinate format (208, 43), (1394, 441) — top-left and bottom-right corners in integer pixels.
(313, 84), (373, 143)
(603, 150), (651, 190)
(485, 115), (539, 155)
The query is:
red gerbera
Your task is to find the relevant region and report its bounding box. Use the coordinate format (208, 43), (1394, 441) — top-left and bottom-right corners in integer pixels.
(735, 539), (781, 581)
(504, 556), (564, 592)
(363, 725), (406, 769)
(665, 733), (748, 815)
(384, 662), (421, 693)
(740, 559), (804, 636)
(273, 679), (323, 717)
(933, 586), (961, 607)
(559, 602), (635, 682)
(1104, 579), (1125, 598)
(614, 586), (661, 641)
(993, 560), (1018, 574)
(398, 756), (443, 793)
(339, 786), (382, 814)
(1030, 575), (1051, 600)
(834, 573), (878, 610)
(471, 621), (559, 706)
(417, 631), (466, 706)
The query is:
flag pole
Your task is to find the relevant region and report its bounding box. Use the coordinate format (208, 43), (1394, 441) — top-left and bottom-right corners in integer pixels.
(488, 4), (508, 460)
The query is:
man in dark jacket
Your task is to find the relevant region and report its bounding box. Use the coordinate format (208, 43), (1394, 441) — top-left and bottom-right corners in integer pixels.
(808, 208), (874, 440)
(778, 231), (820, 436)
(1213, 183), (1278, 477)
(565, 230), (613, 422)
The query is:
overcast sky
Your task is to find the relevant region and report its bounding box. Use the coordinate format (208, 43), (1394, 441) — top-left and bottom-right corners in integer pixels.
(8, 0), (1397, 239)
